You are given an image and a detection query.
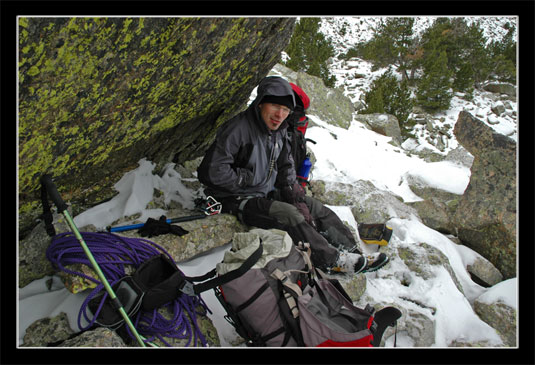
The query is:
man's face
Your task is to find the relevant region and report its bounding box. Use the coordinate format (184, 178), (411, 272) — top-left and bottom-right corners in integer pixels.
(259, 103), (292, 131)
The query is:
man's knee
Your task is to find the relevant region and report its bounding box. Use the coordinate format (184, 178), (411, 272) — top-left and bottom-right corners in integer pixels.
(304, 195), (325, 217)
(268, 201), (305, 226)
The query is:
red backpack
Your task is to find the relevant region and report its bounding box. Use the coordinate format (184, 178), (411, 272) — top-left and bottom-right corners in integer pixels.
(288, 83), (315, 187)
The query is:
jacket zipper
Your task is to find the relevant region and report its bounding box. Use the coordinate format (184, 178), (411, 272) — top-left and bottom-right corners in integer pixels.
(267, 134), (278, 180)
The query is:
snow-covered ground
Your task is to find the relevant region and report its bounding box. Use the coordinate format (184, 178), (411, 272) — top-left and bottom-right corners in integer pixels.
(18, 16), (517, 348)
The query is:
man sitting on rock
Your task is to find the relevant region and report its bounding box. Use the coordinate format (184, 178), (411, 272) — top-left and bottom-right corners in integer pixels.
(197, 76), (389, 275)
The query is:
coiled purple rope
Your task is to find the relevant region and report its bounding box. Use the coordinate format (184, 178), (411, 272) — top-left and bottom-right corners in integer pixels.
(46, 231), (211, 347)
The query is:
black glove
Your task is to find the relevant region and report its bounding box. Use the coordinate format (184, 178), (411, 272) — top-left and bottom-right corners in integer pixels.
(294, 201), (315, 227)
(138, 216), (189, 238)
(281, 182), (315, 227)
(281, 182), (306, 205)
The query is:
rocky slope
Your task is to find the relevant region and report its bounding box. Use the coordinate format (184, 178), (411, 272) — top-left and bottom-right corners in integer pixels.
(20, 65), (517, 347)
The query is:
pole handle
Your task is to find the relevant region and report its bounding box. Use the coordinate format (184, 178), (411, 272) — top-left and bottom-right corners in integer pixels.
(40, 174), (69, 212)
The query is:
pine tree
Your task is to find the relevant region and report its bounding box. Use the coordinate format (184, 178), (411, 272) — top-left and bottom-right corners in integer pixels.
(379, 18), (415, 82)
(420, 18), (492, 92)
(487, 26), (516, 83)
(363, 83), (385, 114)
(355, 18), (417, 82)
(391, 79), (414, 125)
(457, 21), (492, 87)
(453, 62), (474, 93)
(417, 48), (453, 112)
(363, 69), (414, 125)
(284, 18), (336, 87)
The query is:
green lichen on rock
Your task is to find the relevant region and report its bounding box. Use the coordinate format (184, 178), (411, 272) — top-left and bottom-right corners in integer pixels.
(452, 111), (516, 279)
(18, 17), (296, 236)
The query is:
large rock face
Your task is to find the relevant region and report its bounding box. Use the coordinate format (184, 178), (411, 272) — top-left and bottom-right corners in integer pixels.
(18, 17), (296, 237)
(452, 111), (516, 279)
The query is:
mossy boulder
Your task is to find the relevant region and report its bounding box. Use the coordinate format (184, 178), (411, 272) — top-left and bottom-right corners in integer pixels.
(18, 17), (296, 237)
(452, 111), (516, 279)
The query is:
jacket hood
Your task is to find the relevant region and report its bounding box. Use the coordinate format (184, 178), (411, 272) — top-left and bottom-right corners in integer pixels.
(249, 76), (296, 132)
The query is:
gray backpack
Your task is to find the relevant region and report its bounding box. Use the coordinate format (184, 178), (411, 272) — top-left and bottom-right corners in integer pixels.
(192, 229), (401, 347)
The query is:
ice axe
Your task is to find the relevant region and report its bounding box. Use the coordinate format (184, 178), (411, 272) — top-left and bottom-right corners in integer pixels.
(106, 196), (222, 233)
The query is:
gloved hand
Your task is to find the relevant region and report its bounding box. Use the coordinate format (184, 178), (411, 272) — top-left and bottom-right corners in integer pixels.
(138, 216), (189, 237)
(281, 182), (306, 205)
(294, 201), (316, 227)
(281, 182), (315, 227)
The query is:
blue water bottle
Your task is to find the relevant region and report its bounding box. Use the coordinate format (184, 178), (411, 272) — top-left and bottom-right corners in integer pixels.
(298, 157), (312, 181)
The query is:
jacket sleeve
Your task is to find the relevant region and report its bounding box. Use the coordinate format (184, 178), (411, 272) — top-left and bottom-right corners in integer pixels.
(197, 120), (254, 194)
(275, 131), (297, 188)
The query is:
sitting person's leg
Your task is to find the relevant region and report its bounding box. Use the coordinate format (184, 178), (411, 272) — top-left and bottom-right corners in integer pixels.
(303, 196), (390, 273)
(222, 196), (388, 274)
(223, 196), (339, 269)
(265, 199), (339, 269)
(303, 196), (361, 254)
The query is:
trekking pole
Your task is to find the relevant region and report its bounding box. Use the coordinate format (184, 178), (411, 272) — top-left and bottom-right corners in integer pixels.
(106, 196), (222, 233)
(40, 174), (153, 348)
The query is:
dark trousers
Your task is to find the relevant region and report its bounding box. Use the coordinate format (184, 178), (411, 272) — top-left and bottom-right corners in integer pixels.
(221, 195), (361, 269)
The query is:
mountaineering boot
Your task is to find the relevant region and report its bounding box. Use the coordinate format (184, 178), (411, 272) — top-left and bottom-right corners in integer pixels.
(329, 252), (390, 275)
(329, 252), (368, 275)
(363, 252), (390, 273)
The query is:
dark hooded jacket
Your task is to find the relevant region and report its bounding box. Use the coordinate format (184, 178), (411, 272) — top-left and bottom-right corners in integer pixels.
(197, 76), (297, 199)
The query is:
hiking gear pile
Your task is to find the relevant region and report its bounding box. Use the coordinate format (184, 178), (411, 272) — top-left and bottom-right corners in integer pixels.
(41, 174), (150, 347)
(46, 231), (211, 347)
(210, 228), (401, 347)
(40, 168), (398, 348)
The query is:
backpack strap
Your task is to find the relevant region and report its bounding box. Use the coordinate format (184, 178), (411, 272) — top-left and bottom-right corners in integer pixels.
(370, 306), (402, 347)
(271, 269), (301, 319)
(185, 241), (264, 296)
(271, 271), (305, 346)
(315, 279), (372, 331)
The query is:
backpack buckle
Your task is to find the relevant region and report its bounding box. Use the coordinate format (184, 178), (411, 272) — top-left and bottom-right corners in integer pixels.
(180, 281), (196, 297)
(365, 304), (376, 315)
(370, 320), (378, 334)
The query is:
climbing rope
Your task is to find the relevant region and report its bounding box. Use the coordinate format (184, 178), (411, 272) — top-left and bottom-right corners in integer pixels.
(46, 231), (210, 347)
